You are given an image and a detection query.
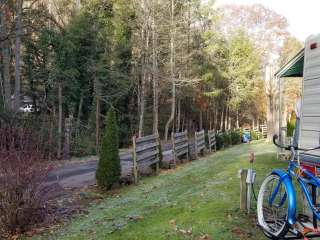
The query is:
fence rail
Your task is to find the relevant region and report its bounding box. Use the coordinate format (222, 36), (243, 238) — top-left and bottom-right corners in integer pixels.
(208, 129), (216, 153)
(120, 158), (134, 181)
(260, 124), (268, 138)
(172, 130), (189, 167)
(132, 134), (160, 183)
(195, 130), (205, 159)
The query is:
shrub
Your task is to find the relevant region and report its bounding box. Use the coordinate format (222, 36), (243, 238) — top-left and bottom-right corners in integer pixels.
(251, 131), (262, 140)
(222, 132), (232, 147)
(96, 108), (121, 189)
(71, 129), (97, 157)
(215, 132), (224, 150)
(230, 131), (241, 145)
(0, 126), (52, 237)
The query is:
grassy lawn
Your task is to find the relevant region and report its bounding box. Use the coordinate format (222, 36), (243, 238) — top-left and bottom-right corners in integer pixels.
(35, 141), (287, 240)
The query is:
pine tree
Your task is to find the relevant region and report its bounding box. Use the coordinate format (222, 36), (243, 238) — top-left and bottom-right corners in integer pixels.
(96, 108), (121, 189)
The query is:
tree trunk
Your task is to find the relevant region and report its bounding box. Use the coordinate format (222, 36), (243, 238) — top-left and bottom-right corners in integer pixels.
(225, 107), (228, 129)
(138, 24), (149, 137)
(236, 109), (240, 129)
(152, 2), (159, 135)
(75, 0), (81, 8)
(95, 95), (100, 153)
(177, 98), (181, 131)
(189, 118), (192, 133)
(181, 113), (185, 131)
(63, 116), (72, 160)
(76, 94), (84, 136)
(224, 106), (228, 130)
(220, 106), (224, 131)
(14, 0), (23, 110)
(228, 108), (231, 130)
(138, 76), (145, 137)
(1, 7), (11, 109)
(214, 107), (218, 130)
(199, 111), (203, 130)
(267, 94), (274, 141)
(164, 0), (176, 141)
(57, 83), (63, 159)
(0, 70), (3, 104)
(48, 111), (54, 161)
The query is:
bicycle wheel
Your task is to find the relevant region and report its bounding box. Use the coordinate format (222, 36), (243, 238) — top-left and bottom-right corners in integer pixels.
(257, 174), (290, 238)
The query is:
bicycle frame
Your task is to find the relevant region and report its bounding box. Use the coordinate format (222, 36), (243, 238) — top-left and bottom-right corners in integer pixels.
(270, 158), (320, 226)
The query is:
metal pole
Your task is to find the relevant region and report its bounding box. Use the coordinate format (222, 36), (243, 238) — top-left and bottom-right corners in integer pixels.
(247, 162), (253, 214)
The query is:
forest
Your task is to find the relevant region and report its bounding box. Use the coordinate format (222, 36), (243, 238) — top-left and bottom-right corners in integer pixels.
(0, 0), (301, 157)
(0, 0), (308, 238)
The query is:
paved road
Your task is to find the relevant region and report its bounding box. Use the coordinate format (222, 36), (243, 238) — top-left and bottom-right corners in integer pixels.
(47, 143), (173, 189)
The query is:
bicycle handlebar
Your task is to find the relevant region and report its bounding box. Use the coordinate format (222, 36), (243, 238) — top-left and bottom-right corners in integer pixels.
(273, 134), (320, 152)
(273, 135), (292, 151)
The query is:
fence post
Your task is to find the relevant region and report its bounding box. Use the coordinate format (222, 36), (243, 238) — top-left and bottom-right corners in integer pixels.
(186, 131), (190, 161)
(214, 131), (217, 152)
(195, 132), (198, 160)
(239, 169), (248, 211)
(132, 136), (138, 184)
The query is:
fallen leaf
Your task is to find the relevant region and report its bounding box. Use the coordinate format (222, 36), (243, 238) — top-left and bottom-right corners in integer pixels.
(169, 219), (176, 225)
(199, 234), (211, 240)
(128, 215), (144, 221)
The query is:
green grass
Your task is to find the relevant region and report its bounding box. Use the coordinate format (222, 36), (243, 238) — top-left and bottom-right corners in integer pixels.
(36, 141), (286, 240)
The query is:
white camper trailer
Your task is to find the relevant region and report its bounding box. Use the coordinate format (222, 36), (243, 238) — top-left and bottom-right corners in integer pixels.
(256, 35), (320, 239)
(300, 34), (320, 164)
(276, 33), (320, 165)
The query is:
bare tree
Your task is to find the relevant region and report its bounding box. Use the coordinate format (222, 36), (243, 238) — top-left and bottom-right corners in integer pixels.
(95, 79), (101, 153)
(1, 5), (11, 109)
(14, 0), (23, 110)
(164, 0), (176, 141)
(138, 27), (149, 137)
(57, 82), (63, 159)
(151, 0), (159, 135)
(265, 65), (278, 141)
(136, 0), (151, 137)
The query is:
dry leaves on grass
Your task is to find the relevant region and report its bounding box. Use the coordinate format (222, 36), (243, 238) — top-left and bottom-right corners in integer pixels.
(199, 234), (211, 240)
(127, 215), (144, 221)
(169, 219), (212, 239)
(231, 227), (251, 239)
(169, 219), (192, 236)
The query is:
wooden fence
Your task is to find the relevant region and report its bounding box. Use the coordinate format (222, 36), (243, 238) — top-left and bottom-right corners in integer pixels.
(132, 134), (160, 184)
(252, 126), (259, 133)
(260, 124), (268, 138)
(195, 130), (205, 159)
(172, 130), (189, 166)
(120, 158), (135, 182)
(208, 129), (216, 152)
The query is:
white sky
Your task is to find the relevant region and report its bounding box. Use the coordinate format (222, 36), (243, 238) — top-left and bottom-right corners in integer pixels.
(216, 0), (319, 41)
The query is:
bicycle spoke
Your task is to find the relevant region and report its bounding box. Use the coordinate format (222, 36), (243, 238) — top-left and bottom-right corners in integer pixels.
(258, 175), (289, 236)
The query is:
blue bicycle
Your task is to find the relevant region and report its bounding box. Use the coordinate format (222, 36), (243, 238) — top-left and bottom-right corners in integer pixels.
(257, 135), (320, 239)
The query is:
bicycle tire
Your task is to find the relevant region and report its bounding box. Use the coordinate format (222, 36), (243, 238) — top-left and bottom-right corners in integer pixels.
(257, 174), (290, 238)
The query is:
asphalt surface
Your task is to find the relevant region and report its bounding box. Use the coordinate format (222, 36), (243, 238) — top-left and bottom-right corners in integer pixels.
(47, 143), (173, 189)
